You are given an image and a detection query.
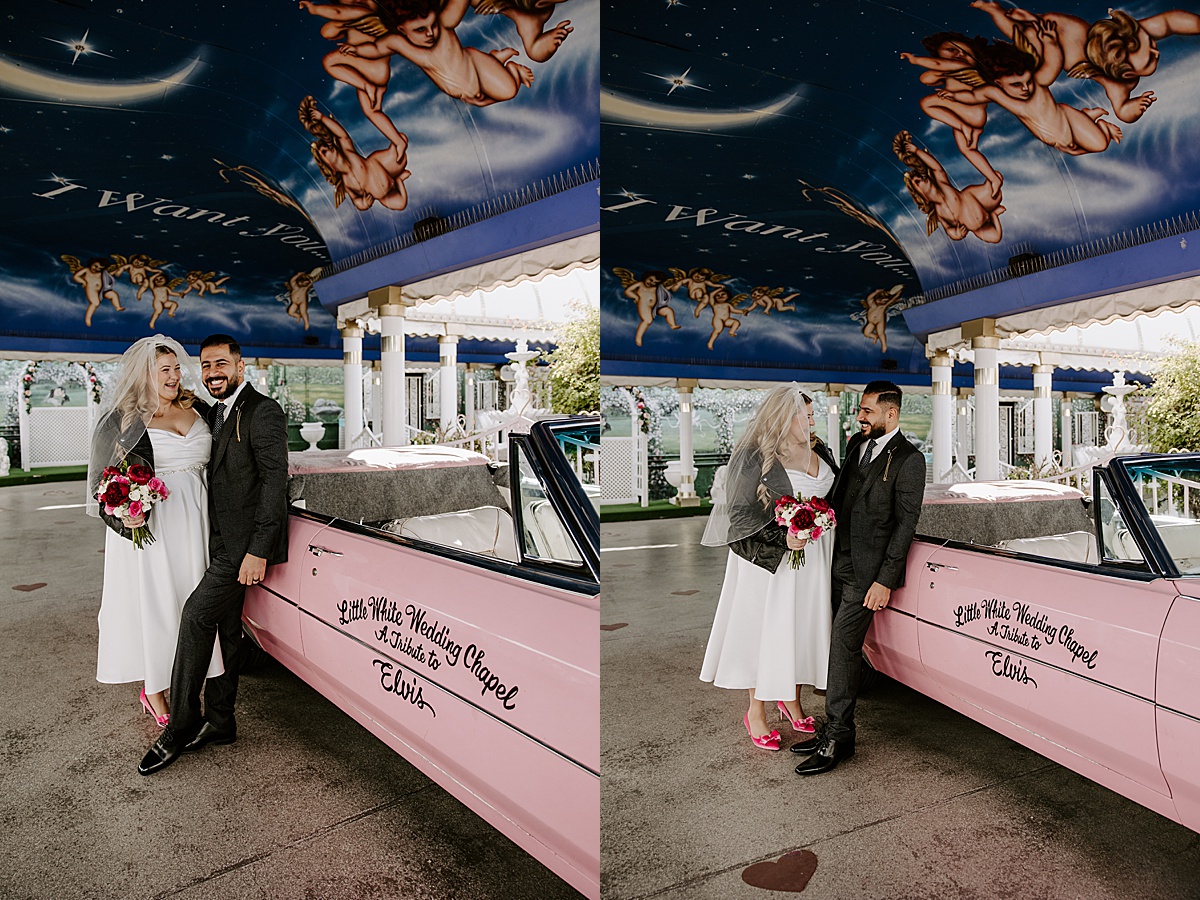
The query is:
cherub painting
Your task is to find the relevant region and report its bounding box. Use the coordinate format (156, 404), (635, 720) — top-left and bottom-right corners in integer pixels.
(706, 287), (747, 350)
(62, 256), (125, 327)
(894, 131), (1005, 244)
(972, 1), (1200, 123)
(614, 268), (683, 347)
(901, 32), (1003, 192)
(299, 1), (409, 147)
(182, 271), (230, 298)
(744, 285), (799, 315)
(112, 253), (165, 302)
(662, 266), (729, 317)
(336, 0), (534, 108)
(285, 269), (322, 330)
(300, 96), (411, 211)
(859, 285), (905, 353)
(935, 35), (1122, 156)
(146, 272), (185, 329)
(471, 0), (573, 63)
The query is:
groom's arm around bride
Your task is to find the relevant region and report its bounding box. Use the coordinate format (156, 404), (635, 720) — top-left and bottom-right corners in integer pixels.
(139, 333), (290, 775)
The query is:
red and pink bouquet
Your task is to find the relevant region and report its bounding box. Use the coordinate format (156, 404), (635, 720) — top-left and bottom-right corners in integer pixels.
(774, 494), (836, 568)
(96, 459), (170, 549)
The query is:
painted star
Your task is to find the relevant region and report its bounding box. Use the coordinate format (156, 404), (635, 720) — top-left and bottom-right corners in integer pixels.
(161, 154), (174, 161)
(742, 174), (756, 180)
(0, 127), (11, 134)
(44, 29), (114, 65)
(611, 187), (645, 202)
(665, 0), (685, 7)
(648, 67), (711, 96)
(44, 173), (76, 186)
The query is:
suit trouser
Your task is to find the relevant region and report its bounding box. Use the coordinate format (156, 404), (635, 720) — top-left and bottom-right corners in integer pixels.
(169, 528), (246, 737)
(824, 550), (876, 743)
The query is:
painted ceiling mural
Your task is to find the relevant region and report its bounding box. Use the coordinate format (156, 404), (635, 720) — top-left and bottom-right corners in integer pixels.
(0, 0), (599, 356)
(601, 0), (1200, 384)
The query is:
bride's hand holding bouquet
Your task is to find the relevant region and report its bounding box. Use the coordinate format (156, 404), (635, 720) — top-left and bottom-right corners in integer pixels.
(96, 459), (170, 549)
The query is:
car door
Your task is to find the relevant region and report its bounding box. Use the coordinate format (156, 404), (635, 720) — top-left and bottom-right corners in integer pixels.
(916, 471), (1175, 800)
(293, 449), (599, 895)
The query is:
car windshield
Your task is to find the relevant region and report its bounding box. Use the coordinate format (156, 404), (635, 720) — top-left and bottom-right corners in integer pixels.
(1122, 460), (1200, 575)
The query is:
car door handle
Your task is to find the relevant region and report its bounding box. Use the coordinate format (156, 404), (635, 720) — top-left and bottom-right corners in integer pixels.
(926, 561), (958, 572)
(308, 544), (343, 558)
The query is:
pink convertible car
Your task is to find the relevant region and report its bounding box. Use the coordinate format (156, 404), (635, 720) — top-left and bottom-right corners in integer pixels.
(242, 417), (600, 898)
(865, 453), (1200, 834)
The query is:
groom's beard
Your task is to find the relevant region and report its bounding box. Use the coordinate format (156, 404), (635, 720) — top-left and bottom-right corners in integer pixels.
(860, 421), (887, 439)
(205, 372), (242, 400)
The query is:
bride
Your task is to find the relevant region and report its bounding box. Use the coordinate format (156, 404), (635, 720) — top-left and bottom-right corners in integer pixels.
(699, 385), (838, 750)
(88, 336), (223, 727)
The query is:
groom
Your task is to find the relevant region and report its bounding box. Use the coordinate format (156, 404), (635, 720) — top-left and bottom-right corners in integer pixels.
(792, 381), (925, 775)
(139, 334), (290, 775)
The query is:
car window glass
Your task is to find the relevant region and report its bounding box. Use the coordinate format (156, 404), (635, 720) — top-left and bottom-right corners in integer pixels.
(514, 443), (584, 566)
(1124, 461), (1200, 575)
(1096, 477), (1145, 564)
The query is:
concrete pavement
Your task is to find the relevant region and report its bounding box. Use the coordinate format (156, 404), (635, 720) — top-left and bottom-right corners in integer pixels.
(601, 517), (1200, 900)
(0, 482), (580, 900)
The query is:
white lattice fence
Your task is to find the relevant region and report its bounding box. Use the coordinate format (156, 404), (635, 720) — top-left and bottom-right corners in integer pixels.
(26, 407), (91, 467)
(600, 435), (645, 505)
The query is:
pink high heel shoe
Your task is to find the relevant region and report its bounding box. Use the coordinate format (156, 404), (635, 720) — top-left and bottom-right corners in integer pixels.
(140, 688), (169, 728)
(744, 711), (781, 750)
(777, 701), (816, 733)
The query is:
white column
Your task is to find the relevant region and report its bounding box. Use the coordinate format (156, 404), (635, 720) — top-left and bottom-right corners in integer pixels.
(825, 388), (842, 465)
(464, 364), (477, 432)
(438, 334), (460, 434)
(973, 336), (1001, 481)
(1060, 394), (1074, 470)
(931, 352), (954, 483)
(1033, 363), (1053, 473)
(369, 286), (412, 447)
(674, 378), (699, 506)
(341, 323), (364, 449)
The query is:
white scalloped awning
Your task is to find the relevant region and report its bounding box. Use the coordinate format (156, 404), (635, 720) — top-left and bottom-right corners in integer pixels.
(925, 276), (1200, 372)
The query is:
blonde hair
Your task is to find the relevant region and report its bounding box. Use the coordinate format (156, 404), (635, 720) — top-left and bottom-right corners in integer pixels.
(115, 344), (194, 431)
(1082, 10), (1143, 81)
(734, 385), (812, 508)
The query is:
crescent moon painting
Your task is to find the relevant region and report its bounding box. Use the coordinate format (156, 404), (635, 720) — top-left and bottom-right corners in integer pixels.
(0, 54), (204, 105)
(600, 88), (801, 130)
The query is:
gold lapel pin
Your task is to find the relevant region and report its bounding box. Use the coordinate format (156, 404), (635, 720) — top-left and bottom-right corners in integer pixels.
(883, 447), (895, 482)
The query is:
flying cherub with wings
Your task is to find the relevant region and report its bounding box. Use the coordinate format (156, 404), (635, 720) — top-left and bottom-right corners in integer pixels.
(614, 267), (685, 347)
(285, 269), (323, 330)
(706, 287), (748, 350)
(744, 285), (799, 315)
(146, 272), (186, 329)
(663, 266), (731, 317)
(859, 284), (906, 353)
(182, 271), (231, 298)
(62, 255), (125, 327)
(111, 253), (166, 302)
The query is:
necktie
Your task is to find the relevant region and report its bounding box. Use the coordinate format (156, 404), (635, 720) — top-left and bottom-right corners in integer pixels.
(859, 437), (877, 475)
(212, 402), (226, 437)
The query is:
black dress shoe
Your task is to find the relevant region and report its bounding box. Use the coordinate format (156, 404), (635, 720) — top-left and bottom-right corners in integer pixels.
(789, 728), (826, 754)
(793, 737), (855, 775)
(184, 721), (237, 752)
(138, 729), (189, 776)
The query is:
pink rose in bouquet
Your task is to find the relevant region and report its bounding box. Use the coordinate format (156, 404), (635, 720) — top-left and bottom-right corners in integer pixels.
(774, 494), (837, 568)
(96, 459), (170, 549)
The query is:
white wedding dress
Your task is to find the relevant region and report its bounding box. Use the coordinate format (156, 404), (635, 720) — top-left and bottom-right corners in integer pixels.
(700, 459), (836, 699)
(97, 416), (223, 692)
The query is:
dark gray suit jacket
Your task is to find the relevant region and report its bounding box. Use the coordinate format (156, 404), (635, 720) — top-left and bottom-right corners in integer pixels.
(829, 429), (925, 590)
(206, 384), (289, 565)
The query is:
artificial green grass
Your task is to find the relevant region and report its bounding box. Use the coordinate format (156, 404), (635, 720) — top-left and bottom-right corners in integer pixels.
(0, 464), (87, 488)
(600, 498), (713, 522)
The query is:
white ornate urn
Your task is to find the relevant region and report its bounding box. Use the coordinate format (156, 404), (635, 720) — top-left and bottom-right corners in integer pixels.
(299, 422), (325, 452)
